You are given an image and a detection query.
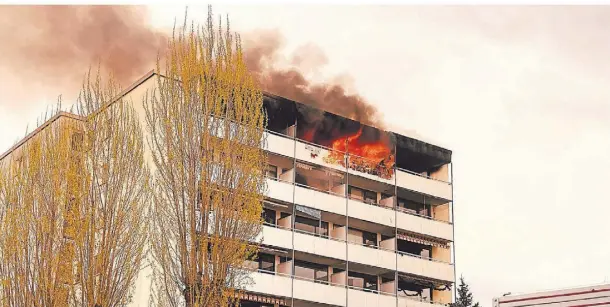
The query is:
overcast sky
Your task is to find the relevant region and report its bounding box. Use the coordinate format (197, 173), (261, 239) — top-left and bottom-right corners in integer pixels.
(2, 5), (610, 306)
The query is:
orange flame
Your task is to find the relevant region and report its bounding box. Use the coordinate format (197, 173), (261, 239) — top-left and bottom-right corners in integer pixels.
(321, 127), (395, 179)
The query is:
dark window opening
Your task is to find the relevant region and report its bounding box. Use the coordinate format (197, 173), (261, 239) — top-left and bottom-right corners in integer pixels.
(348, 271), (378, 292)
(397, 279), (433, 301)
(294, 215), (328, 237)
(349, 186), (377, 205)
(71, 132), (83, 151)
(258, 253), (275, 273)
(246, 253), (275, 274)
(398, 197), (431, 217)
(294, 260), (329, 283)
(262, 208), (276, 225)
(348, 227), (378, 247)
(397, 239), (432, 259)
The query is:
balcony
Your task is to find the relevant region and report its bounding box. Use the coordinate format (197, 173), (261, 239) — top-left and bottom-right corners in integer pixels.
(294, 230), (347, 262)
(347, 198), (395, 228)
(396, 209), (453, 242)
(265, 178), (294, 204)
(294, 141), (345, 174)
(257, 225), (293, 250)
(292, 277), (347, 306)
(396, 168), (452, 201)
(269, 180), (452, 245)
(263, 130), (295, 158)
(261, 224), (347, 261)
(397, 253), (454, 283)
(293, 184), (347, 216)
(347, 243), (396, 272)
(398, 295), (450, 307)
(347, 288), (397, 307)
(244, 270), (293, 299)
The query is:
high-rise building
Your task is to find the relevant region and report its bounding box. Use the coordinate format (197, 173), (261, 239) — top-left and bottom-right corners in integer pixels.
(0, 71), (455, 307)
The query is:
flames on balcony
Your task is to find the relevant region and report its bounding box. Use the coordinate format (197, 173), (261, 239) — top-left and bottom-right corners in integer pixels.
(300, 123), (395, 180)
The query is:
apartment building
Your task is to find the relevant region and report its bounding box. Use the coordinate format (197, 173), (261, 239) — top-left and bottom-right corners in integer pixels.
(239, 93), (455, 307)
(493, 283), (610, 307)
(0, 71), (455, 307)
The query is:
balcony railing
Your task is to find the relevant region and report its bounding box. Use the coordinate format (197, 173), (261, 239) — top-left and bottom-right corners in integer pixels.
(396, 250), (452, 264)
(395, 206), (451, 225)
(264, 129), (452, 184)
(206, 112), (450, 186)
(265, 128), (294, 139)
(261, 223), (452, 265)
(398, 292), (451, 306)
(395, 166), (452, 185)
(246, 268), (450, 306)
(293, 181), (346, 198)
(269, 176), (452, 225)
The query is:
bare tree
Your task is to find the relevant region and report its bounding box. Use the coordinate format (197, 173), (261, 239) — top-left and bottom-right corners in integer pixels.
(145, 7), (267, 307)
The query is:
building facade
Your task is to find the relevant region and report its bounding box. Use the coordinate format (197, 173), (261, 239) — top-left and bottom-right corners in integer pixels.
(238, 93), (455, 307)
(493, 283), (610, 307)
(0, 71), (456, 307)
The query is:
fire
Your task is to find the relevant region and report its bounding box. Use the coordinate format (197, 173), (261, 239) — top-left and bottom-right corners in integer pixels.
(321, 127), (395, 179)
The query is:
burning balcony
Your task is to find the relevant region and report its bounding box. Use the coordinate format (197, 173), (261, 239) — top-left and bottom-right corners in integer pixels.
(263, 94), (452, 183)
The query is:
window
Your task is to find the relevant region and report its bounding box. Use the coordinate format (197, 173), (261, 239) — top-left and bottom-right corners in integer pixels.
(348, 271), (378, 291)
(349, 186), (377, 204)
(397, 239), (432, 258)
(363, 231), (378, 247)
(398, 198), (431, 217)
(258, 253), (275, 273)
(348, 227), (378, 247)
(294, 215), (328, 237)
(265, 164), (278, 179)
(262, 208), (276, 225)
(71, 132), (83, 151)
(294, 260), (328, 283)
(246, 253), (275, 274)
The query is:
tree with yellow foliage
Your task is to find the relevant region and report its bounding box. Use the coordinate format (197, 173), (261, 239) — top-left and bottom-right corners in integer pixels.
(145, 7), (267, 307)
(0, 70), (150, 307)
(0, 105), (82, 306)
(71, 71), (150, 307)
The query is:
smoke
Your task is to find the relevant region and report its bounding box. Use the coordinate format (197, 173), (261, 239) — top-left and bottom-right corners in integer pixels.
(0, 6), (167, 107)
(0, 6), (382, 128)
(243, 29), (384, 128)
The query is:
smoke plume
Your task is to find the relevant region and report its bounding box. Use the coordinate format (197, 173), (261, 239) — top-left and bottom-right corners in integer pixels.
(0, 6), (167, 106)
(242, 29), (383, 128)
(0, 6), (382, 127)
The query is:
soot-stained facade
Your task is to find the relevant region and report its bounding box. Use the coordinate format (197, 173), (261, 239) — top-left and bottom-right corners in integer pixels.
(262, 92), (452, 175)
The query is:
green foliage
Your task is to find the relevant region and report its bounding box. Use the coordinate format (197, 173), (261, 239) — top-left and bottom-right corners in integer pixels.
(451, 275), (480, 307)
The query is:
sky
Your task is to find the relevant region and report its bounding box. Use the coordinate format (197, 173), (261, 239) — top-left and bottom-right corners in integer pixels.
(2, 5), (610, 306)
